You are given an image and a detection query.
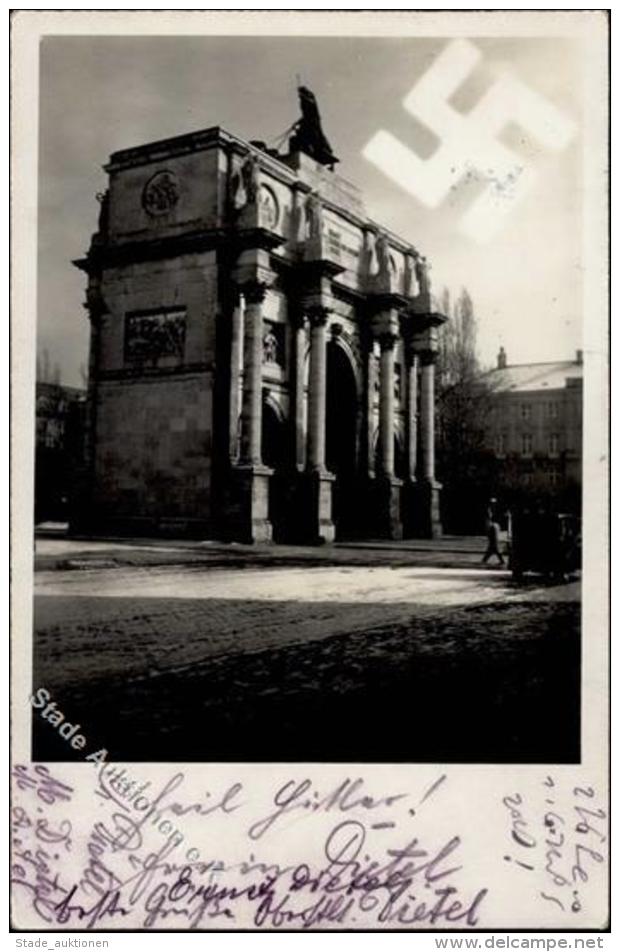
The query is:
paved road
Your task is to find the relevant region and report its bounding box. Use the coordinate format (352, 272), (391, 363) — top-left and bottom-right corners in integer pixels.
(34, 563), (557, 686)
(32, 562), (580, 764)
(34, 532), (494, 573)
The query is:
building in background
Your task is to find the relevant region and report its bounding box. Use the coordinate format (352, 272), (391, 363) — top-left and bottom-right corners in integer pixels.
(73, 90), (448, 543)
(483, 348), (583, 511)
(35, 381), (86, 523)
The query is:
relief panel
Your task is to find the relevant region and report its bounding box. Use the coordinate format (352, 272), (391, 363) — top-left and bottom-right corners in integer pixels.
(124, 308), (186, 367)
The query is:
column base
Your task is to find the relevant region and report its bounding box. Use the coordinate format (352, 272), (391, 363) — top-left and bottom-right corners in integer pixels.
(373, 475), (403, 540)
(406, 478), (442, 539)
(300, 468), (336, 544)
(228, 463), (274, 544)
(401, 477), (417, 539)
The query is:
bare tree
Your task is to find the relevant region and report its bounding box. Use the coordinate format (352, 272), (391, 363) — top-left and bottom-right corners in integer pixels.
(436, 287), (498, 533)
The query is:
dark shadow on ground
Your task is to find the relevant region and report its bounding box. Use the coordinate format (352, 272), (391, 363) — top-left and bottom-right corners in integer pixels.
(32, 598), (580, 764)
(393, 571), (509, 582)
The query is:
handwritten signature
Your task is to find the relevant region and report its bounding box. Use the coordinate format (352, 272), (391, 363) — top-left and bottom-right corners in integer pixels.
(11, 803), (73, 924)
(502, 776), (607, 917)
(13, 767), (488, 930)
(248, 777), (408, 840)
(59, 819), (487, 930)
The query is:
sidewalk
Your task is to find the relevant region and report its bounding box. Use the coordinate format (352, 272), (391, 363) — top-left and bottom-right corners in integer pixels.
(341, 536), (488, 553)
(34, 523), (491, 572)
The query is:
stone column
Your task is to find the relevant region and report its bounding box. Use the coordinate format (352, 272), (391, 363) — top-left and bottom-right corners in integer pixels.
(307, 306), (330, 472)
(228, 292), (244, 461)
(371, 311), (402, 540)
(420, 355), (436, 482)
(399, 343), (419, 539)
(293, 314), (308, 471)
(378, 333), (397, 477)
(230, 279), (273, 544)
(406, 350), (419, 480)
(302, 303), (335, 543)
(364, 338), (377, 476)
(238, 281), (267, 466)
(416, 352), (442, 537)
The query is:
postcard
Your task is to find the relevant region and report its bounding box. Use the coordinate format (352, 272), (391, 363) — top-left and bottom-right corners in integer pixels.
(10, 9), (609, 934)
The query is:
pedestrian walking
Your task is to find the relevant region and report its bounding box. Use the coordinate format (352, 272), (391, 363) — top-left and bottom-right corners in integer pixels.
(482, 498), (505, 565)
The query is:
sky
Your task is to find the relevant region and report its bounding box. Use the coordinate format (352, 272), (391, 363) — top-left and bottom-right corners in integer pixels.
(37, 33), (584, 387)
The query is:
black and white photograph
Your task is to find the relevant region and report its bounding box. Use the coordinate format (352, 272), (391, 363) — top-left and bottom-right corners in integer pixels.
(11, 8), (609, 934)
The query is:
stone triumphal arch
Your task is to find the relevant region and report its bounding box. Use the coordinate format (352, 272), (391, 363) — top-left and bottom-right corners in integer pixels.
(74, 96), (447, 543)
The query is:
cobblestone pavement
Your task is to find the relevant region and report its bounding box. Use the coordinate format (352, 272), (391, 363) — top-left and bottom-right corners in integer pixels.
(32, 559), (580, 764)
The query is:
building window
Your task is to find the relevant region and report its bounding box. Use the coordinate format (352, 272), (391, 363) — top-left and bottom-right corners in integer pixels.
(495, 432), (507, 457)
(520, 404), (531, 421)
(548, 433), (559, 456)
(521, 433), (533, 456)
(548, 402), (559, 418)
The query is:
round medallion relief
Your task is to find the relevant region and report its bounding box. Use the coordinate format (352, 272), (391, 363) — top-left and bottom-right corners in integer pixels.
(259, 184), (279, 230)
(142, 170), (180, 217)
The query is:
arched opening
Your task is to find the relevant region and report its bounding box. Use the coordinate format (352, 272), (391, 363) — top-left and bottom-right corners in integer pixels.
(326, 341), (359, 539)
(262, 398), (289, 542)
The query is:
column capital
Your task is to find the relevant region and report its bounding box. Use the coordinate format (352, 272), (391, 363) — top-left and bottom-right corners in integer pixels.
(239, 280), (270, 305)
(419, 350), (437, 367)
(399, 312), (417, 343)
(291, 309), (308, 331)
(411, 326), (439, 364)
(306, 304), (331, 327)
(404, 343), (420, 368)
(371, 307), (400, 343)
(378, 331), (398, 352)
